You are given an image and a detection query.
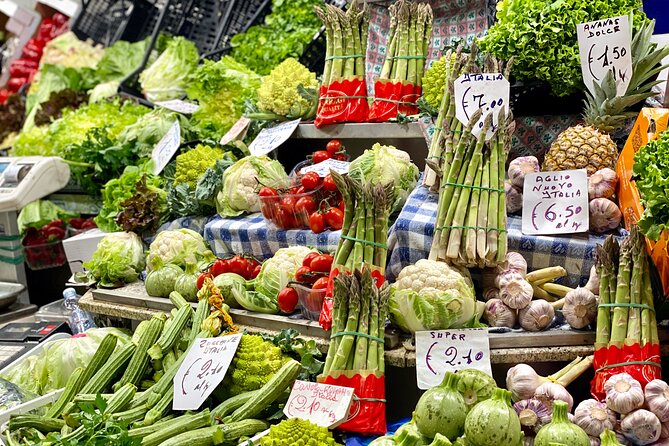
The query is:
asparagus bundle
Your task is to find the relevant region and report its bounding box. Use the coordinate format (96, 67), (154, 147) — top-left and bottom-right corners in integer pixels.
(315, 0), (369, 126)
(369, 0), (433, 121)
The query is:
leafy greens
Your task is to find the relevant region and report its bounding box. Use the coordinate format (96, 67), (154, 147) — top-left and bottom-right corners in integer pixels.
(634, 130), (669, 240)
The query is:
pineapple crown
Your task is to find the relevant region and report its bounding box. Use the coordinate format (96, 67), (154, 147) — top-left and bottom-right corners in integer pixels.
(583, 18), (669, 134)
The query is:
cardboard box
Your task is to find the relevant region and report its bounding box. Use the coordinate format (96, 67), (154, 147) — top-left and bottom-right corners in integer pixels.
(62, 229), (108, 273)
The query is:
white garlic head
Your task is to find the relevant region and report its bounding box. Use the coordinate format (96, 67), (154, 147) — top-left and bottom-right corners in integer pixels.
(645, 379), (669, 423)
(588, 168), (618, 200)
(562, 287), (598, 329)
(621, 409), (661, 445)
(589, 198), (622, 234)
(535, 381), (574, 411)
(605, 373), (644, 414)
(574, 399), (616, 437)
(507, 363), (544, 402)
(508, 156), (540, 189)
(484, 298), (517, 328)
(499, 274), (533, 310)
(518, 300), (555, 332)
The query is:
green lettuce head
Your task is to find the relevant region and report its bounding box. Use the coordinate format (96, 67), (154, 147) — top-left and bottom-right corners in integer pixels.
(255, 246), (314, 301)
(84, 232), (146, 287)
(146, 228), (215, 272)
(139, 36), (199, 102)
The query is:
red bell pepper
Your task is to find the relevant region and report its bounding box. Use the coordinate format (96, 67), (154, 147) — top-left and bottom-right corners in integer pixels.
(37, 18), (55, 41)
(9, 59), (38, 79)
(21, 39), (44, 62)
(7, 78), (27, 93)
(0, 89), (9, 105)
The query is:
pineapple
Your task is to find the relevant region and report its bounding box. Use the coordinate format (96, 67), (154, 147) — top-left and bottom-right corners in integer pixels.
(543, 19), (669, 175)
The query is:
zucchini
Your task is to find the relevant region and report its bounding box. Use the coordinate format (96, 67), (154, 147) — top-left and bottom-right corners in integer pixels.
(169, 291), (191, 309)
(218, 419), (269, 442)
(136, 352), (186, 408)
(114, 316), (163, 391)
(153, 426), (223, 446)
(106, 383), (137, 414)
(128, 414), (178, 438)
(148, 305), (191, 360)
(72, 393), (114, 404)
(189, 298), (209, 342)
(140, 409), (211, 446)
(143, 387), (173, 425)
(225, 359), (301, 423)
(8, 415), (65, 432)
(44, 367), (84, 418)
(210, 390), (257, 422)
(111, 404), (149, 423)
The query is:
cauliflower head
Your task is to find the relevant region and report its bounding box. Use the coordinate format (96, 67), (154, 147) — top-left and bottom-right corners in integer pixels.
(260, 418), (341, 446)
(421, 53), (458, 111)
(146, 228), (215, 271)
(174, 144), (226, 187)
(389, 259), (480, 333)
(257, 58), (319, 119)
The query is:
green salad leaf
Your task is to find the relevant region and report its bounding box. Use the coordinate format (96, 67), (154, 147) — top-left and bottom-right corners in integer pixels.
(84, 232), (146, 287)
(139, 36), (199, 102)
(634, 130), (669, 240)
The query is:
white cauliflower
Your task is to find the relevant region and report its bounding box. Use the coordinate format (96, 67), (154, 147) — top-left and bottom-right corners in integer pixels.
(255, 246), (314, 300)
(146, 228), (215, 271)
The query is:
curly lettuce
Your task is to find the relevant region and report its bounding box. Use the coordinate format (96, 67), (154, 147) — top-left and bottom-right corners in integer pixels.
(139, 36), (199, 102)
(634, 130), (669, 240)
(84, 232), (146, 287)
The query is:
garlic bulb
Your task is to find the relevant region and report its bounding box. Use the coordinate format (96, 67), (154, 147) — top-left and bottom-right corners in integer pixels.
(604, 373), (644, 414)
(507, 364), (546, 401)
(496, 251), (528, 276)
(646, 380), (669, 422)
(484, 298), (517, 328)
(482, 287), (500, 302)
(661, 420), (669, 439)
(562, 287), (598, 329)
(621, 409), (661, 445)
(588, 168), (618, 200)
(585, 265), (600, 296)
(590, 437), (601, 446)
(506, 180), (524, 214)
(519, 300), (555, 332)
(508, 156), (540, 189)
(514, 398), (552, 435)
(590, 198), (622, 233)
(499, 273), (533, 310)
(574, 399), (617, 437)
(535, 381), (574, 411)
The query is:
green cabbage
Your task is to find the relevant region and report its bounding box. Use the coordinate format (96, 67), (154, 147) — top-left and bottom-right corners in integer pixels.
(84, 232), (146, 287)
(0, 328), (131, 395)
(254, 246), (313, 308)
(146, 228), (215, 271)
(139, 36), (199, 102)
(348, 143), (419, 212)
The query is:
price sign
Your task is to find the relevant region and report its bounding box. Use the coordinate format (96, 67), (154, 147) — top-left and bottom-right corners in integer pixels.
(284, 380), (354, 428)
(248, 119), (301, 156)
(151, 120), (180, 175)
(155, 99), (200, 114)
(300, 159), (350, 177)
(521, 170), (589, 235)
(454, 73), (510, 140)
(220, 116), (251, 146)
(415, 329), (492, 390)
(173, 334), (241, 410)
(577, 15), (633, 96)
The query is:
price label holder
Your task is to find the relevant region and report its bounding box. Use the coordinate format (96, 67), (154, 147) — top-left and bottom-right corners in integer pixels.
(284, 380), (354, 428)
(454, 73), (510, 141)
(173, 333), (242, 410)
(300, 159), (350, 177)
(577, 15), (633, 96)
(220, 117), (251, 146)
(415, 329), (492, 390)
(155, 99), (200, 114)
(151, 120), (181, 175)
(521, 169), (589, 235)
(248, 119), (301, 156)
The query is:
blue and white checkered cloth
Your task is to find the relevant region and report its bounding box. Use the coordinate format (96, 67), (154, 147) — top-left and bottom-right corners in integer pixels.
(156, 216), (215, 236)
(387, 184), (623, 287)
(203, 214), (342, 260)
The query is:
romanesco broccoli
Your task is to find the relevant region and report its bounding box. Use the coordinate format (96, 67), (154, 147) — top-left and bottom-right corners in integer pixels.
(257, 58), (319, 119)
(260, 418), (341, 446)
(421, 53), (458, 111)
(223, 334), (287, 396)
(174, 144), (225, 187)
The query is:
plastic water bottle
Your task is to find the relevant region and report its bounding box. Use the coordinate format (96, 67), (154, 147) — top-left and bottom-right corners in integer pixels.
(63, 288), (96, 334)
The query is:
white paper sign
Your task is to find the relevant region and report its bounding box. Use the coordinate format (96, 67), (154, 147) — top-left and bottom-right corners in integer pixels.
(284, 380), (354, 428)
(151, 120), (180, 175)
(300, 159), (350, 177)
(415, 329), (492, 390)
(220, 116), (251, 146)
(155, 99), (200, 114)
(454, 73), (510, 140)
(521, 170), (589, 235)
(173, 334), (242, 410)
(577, 15), (633, 96)
(248, 119), (301, 156)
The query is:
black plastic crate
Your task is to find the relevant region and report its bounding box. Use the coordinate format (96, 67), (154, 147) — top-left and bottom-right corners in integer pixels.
(71, 0), (158, 46)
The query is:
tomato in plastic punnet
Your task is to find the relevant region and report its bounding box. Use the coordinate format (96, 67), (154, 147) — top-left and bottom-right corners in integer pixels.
(326, 139), (342, 154)
(312, 150), (331, 164)
(302, 252), (320, 267)
(277, 287), (299, 314)
(209, 259), (228, 277)
(312, 276), (329, 290)
(310, 254), (334, 273)
(301, 171), (320, 190)
(325, 208), (344, 230)
(323, 174), (338, 192)
(308, 212), (326, 233)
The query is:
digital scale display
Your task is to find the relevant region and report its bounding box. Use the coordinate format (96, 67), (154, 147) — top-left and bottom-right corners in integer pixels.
(0, 163), (9, 174)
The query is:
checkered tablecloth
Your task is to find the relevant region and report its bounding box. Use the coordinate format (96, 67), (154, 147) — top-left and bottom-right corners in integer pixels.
(387, 184), (624, 287)
(203, 214), (341, 260)
(157, 216), (214, 236)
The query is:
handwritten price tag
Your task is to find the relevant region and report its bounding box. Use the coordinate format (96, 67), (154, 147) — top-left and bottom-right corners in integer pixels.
(220, 116), (251, 146)
(300, 159), (350, 177)
(173, 334), (241, 410)
(415, 329), (492, 390)
(577, 15), (632, 96)
(155, 99), (200, 114)
(248, 119), (301, 156)
(521, 170), (589, 235)
(284, 380), (354, 428)
(454, 73), (510, 141)
(151, 120), (180, 175)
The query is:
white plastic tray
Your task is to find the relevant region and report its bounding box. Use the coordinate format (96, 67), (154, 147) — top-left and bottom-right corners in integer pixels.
(0, 332), (71, 377)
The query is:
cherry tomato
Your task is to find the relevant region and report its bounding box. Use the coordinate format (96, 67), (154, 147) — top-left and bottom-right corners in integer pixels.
(295, 196), (317, 216)
(275, 207), (293, 229)
(310, 254), (334, 273)
(309, 212), (326, 233)
(312, 150), (331, 164)
(258, 186), (278, 198)
(209, 259), (227, 277)
(294, 186), (307, 195)
(295, 266), (317, 284)
(277, 287), (299, 314)
(196, 272), (213, 290)
(338, 199), (346, 213)
(252, 264), (262, 278)
(302, 252), (320, 267)
(325, 208), (344, 230)
(243, 259), (256, 280)
(323, 174), (338, 192)
(334, 153), (348, 161)
(228, 256), (247, 276)
(326, 139), (342, 154)
(312, 276), (329, 290)
(260, 201), (276, 219)
(301, 171), (321, 190)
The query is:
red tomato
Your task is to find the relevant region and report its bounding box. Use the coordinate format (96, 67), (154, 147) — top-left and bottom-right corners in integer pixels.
(260, 201), (276, 219)
(294, 186), (307, 195)
(295, 196), (316, 215)
(243, 259), (256, 280)
(326, 139), (342, 154)
(302, 251), (320, 267)
(258, 186), (278, 197)
(275, 207), (293, 229)
(277, 287), (299, 314)
(228, 256), (246, 276)
(301, 171), (320, 190)
(323, 174), (338, 192)
(209, 259), (228, 277)
(312, 276), (329, 290)
(334, 153), (348, 161)
(310, 254), (334, 273)
(295, 266), (316, 284)
(308, 212), (326, 233)
(280, 196), (297, 212)
(196, 272), (213, 290)
(312, 150), (331, 164)
(338, 199), (346, 213)
(325, 208), (344, 230)
(252, 264), (262, 278)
